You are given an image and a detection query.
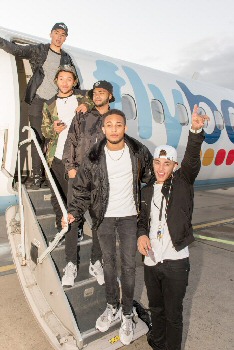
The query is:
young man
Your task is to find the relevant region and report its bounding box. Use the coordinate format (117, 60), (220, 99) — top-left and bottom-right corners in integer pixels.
(63, 109), (153, 345)
(137, 105), (209, 350)
(41, 64), (93, 287)
(0, 22), (77, 189)
(61, 81), (115, 287)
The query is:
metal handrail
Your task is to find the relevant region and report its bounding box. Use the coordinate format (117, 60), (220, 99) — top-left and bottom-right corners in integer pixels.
(17, 147), (26, 265)
(19, 126), (68, 264)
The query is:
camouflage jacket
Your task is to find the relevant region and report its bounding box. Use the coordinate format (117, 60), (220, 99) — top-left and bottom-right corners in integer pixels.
(62, 109), (105, 172)
(41, 89), (94, 167)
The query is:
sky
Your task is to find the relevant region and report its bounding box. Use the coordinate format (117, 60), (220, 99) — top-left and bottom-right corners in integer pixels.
(0, 0), (233, 89)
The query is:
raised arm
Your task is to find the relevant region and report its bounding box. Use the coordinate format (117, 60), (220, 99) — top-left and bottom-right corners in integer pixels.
(0, 37), (37, 59)
(180, 104), (209, 184)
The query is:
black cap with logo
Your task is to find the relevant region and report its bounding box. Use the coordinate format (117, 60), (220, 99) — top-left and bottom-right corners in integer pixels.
(51, 22), (68, 36)
(88, 80), (115, 102)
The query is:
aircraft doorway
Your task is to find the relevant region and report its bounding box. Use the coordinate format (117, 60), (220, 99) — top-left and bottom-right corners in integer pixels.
(15, 53), (33, 180)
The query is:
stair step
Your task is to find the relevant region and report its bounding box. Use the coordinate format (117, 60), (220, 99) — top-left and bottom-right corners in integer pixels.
(51, 239), (93, 281)
(64, 278), (107, 333)
(27, 188), (55, 215)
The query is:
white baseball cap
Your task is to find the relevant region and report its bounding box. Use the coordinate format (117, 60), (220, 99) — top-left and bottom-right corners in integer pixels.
(154, 145), (177, 162)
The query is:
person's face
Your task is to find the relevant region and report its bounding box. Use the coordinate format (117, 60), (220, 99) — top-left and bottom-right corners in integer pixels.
(153, 158), (177, 184)
(50, 29), (67, 48)
(93, 88), (112, 107)
(102, 114), (127, 144)
(56, 71), (75, 95)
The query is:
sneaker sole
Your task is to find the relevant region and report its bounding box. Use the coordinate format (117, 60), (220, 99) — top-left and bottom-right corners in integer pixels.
(95, 323), (110, 332)
(119, 331), (134, 345)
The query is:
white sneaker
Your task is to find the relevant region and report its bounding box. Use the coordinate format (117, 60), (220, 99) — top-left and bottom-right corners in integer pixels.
(96, 304), (121, 332)
(62, 262), (77, 287)
(119, 313), (134, 345)
(89, 260), (105, 285)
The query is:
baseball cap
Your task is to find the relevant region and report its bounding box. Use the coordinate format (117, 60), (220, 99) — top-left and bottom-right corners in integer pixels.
(88, 80), (115, 102)
(154, 145), (177, 162)
(54, 65), (78, 82)
(51, 22), (68, 35)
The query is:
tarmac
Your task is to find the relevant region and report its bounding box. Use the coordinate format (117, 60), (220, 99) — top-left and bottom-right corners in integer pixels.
(0, 186), (234, 350)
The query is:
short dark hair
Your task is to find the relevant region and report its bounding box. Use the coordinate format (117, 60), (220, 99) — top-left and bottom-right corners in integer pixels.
(102, 109), (126, 125)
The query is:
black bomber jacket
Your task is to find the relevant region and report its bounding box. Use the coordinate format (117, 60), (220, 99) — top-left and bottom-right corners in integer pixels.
(68, 134), (154, 230)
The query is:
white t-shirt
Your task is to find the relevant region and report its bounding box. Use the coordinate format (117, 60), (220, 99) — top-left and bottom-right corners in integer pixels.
(104, 144), (137, 217)
(144, 183), (189, 266)
(54, 94), (78, 160)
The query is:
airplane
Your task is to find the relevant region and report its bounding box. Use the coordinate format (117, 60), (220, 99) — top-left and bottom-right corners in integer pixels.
(0, 26), (234, 350)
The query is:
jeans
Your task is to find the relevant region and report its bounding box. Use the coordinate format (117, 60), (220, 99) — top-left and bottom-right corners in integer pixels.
(49, 158), (79, 264)
(144, 258), (190, 350)
(97, 216), (137, 315)
(28, 95), (46, 176)
(50, 157), (68, 228)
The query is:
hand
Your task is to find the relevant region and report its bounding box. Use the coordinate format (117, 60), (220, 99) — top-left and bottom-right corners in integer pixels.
(191, 104), (210, 131)
(54, 120), (67, 134)
(68, 169), (77, 178)
(76, 104), (88, 114)
(61, 213), (75, 228)
(137, 235), (152, 256)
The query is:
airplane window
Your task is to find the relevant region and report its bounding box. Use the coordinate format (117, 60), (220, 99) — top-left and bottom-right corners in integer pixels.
(122, 94), (137, 120)
(176, 104), (189, 126)
(151, 99), (165, 124)
(214, 111), (224, 130)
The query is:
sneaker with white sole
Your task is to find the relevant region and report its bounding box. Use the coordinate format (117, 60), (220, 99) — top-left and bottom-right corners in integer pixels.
(62, 262), (77, 287)
(89, 260), (105, 285)
(96, 303), (121, 332)
(119, 313), (134, 345)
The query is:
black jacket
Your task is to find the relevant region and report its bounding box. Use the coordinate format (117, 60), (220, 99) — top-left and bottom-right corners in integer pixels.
(0, 38), (76, 104)
(137, 131), (205, 251)
(68, 134), (154, 229)
(62, 109), (104, 172)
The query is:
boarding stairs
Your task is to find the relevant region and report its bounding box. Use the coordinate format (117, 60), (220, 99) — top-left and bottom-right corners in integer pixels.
(5, 126), (149, 350)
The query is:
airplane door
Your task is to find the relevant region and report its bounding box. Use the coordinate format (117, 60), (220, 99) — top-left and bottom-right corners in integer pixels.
(0, 48), (20, 195)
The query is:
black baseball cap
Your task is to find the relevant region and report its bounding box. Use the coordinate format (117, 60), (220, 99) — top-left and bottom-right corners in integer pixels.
(88, 80), (115, 102)
(51, 22), (68, 36)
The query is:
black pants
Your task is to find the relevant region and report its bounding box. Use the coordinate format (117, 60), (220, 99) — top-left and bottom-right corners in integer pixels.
(50, 157), (102, 264)
(28, 95), (46, 176)
(144, 258), (190, 350)
(97, 216), (137, 315)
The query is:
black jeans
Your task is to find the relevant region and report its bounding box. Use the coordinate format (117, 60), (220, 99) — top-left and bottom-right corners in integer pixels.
(28, 95), (46, 176)
(144, 258), (190, 350)
(97, 216), (137, 315)
(50, 159), (102, 264)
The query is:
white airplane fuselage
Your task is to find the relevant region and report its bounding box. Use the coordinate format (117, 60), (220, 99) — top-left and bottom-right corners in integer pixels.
(1, 26), (234, 213)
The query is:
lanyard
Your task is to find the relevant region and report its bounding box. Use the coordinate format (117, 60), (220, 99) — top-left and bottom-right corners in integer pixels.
(153, 195), (165, 240)
(153, 177), (173, 240)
